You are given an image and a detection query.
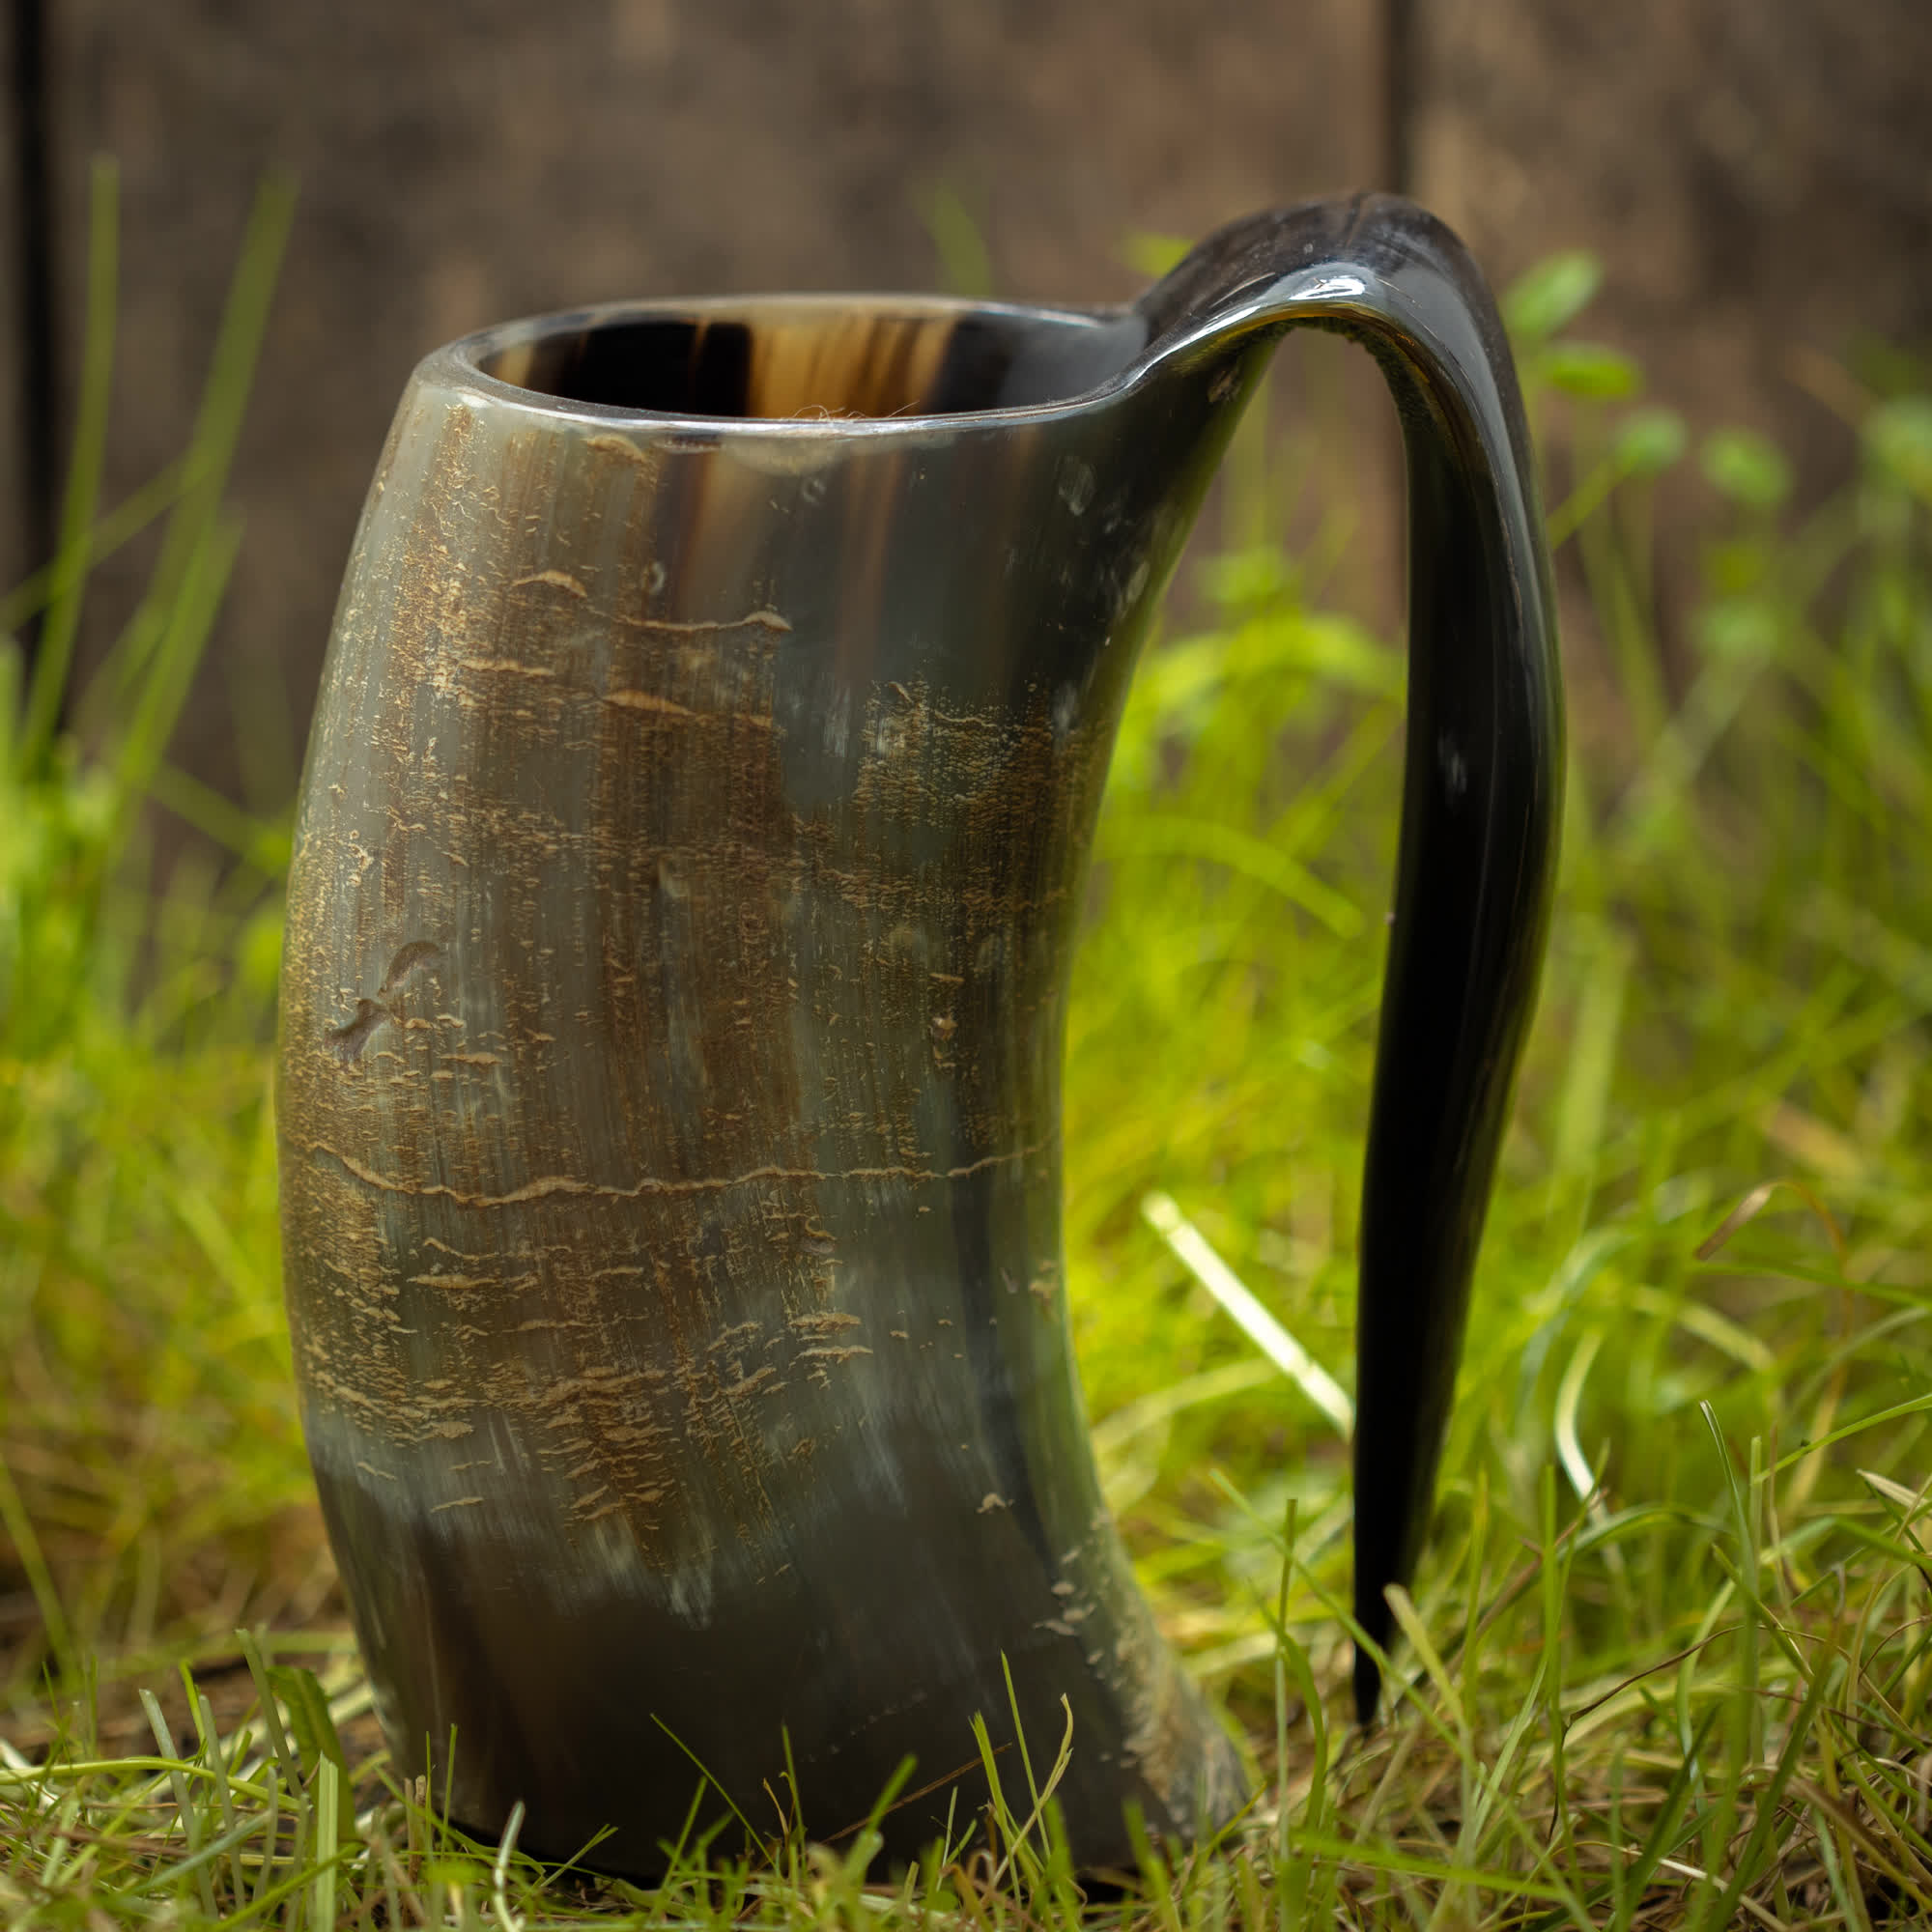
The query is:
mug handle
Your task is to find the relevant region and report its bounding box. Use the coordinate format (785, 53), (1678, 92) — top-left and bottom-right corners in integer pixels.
(1133, 195), (1564, 1719)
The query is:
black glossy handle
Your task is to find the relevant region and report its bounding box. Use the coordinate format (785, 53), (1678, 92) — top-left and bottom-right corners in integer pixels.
(1136, 195), (1564, 1719)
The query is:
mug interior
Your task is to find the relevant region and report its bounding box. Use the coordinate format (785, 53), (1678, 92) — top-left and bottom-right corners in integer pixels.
(470, 302), (1147, 421)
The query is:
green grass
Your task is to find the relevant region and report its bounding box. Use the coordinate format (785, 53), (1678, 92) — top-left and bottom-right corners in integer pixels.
(5, 192), (1932, 1925)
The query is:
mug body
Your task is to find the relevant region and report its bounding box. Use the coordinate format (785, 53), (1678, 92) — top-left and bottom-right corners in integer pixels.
(277, 296), (1255, 1868)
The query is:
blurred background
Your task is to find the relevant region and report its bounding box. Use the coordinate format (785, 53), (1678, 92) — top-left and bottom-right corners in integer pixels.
(2, 0), (1927, 807)
(8, 13), (1932, 1893)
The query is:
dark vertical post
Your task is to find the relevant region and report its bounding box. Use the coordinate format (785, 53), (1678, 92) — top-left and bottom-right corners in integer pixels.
(10, 0), (56, 644)
(1385, 0), (1415, 194)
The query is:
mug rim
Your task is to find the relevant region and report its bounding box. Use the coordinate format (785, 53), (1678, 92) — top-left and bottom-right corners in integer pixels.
(428, 291), (1151, 440)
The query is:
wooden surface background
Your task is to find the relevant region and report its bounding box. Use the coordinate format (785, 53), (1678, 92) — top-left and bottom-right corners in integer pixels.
(2, 0), (1927, 802)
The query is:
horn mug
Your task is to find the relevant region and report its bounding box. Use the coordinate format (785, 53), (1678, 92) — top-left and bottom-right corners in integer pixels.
(278, 193), (1562, 1873)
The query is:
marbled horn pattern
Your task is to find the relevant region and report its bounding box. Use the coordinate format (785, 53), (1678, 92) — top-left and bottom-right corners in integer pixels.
(280, 295), (1257, 1871)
